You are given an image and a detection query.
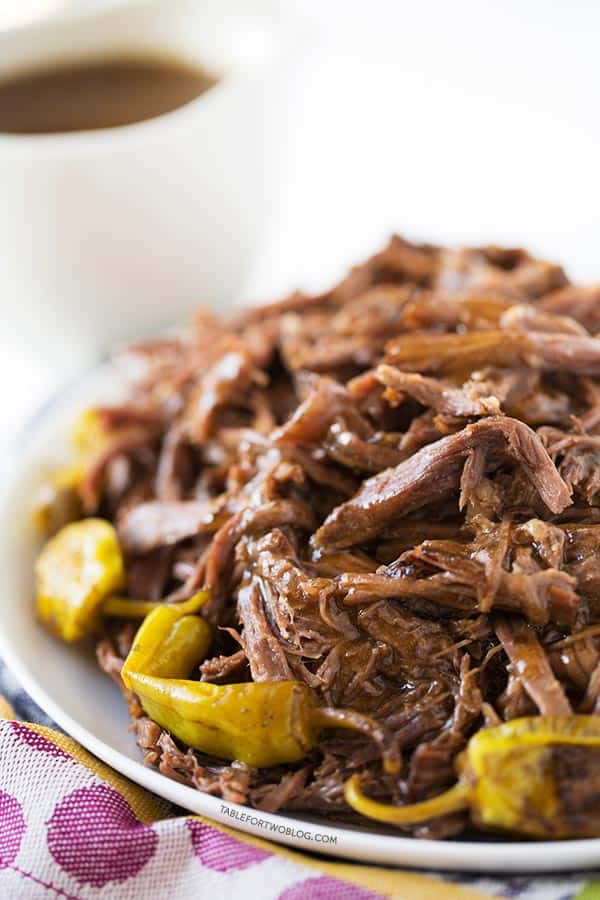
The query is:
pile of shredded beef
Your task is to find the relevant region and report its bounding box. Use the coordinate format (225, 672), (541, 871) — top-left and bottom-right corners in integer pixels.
(87, 236), (600, 839)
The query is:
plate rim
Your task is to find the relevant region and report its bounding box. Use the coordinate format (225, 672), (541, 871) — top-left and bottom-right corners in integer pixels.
(1, 364), (600, 873)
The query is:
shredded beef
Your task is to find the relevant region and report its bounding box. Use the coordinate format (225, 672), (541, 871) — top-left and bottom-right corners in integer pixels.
(538, 284), (600, 334)
(376, 366), (501, 418)
(237, 577), (294, 681)
(199, 649), (248, 683)
(118, 498), (227, 554)
(315, 416), (571, 549)
(385, 330), (600, 377)
(82, 235), (600, 839)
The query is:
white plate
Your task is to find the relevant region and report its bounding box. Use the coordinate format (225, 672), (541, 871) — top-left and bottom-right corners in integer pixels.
(1, 363), (599, 874)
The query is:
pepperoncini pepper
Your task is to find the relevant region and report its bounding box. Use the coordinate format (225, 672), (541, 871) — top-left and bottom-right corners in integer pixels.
(56, 408), (110, 491)
(122, 605), (401, 771)
(344, 716), (600, 838)
(36, 518), (125, 642)
(35, 517), (211, 641)
(121, 602), (212, 685)
(34, 409), (110, 534)
(102, 591), (210, 621)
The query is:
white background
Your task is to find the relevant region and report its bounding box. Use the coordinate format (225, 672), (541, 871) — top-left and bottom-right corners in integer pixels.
(260, 0), (600, 294)
(0, 0), (599, 438)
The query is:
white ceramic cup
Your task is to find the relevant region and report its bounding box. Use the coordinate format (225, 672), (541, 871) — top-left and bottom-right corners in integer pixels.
(0, 0), (291, 379)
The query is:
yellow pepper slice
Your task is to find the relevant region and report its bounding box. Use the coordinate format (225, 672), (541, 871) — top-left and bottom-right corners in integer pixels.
(36, 518), (125, 642)
(345, 716), (600, 838)
(122, 604), (401, 770)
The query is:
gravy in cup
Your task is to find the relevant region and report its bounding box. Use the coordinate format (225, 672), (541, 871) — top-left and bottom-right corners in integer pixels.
(0, 56), (217, 134)
(0, 0), (287, 390)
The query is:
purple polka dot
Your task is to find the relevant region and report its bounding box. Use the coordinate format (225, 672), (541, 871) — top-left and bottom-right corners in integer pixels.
(279, 877), (384, 900)
(47, 784), (157, 887)
(0, 791), (26, 869)
(10, 722), (71, 761)
(188, 819), (271, 872)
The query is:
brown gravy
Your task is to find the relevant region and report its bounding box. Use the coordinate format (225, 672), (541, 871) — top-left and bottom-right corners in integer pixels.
(0, 57), (217, 134)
